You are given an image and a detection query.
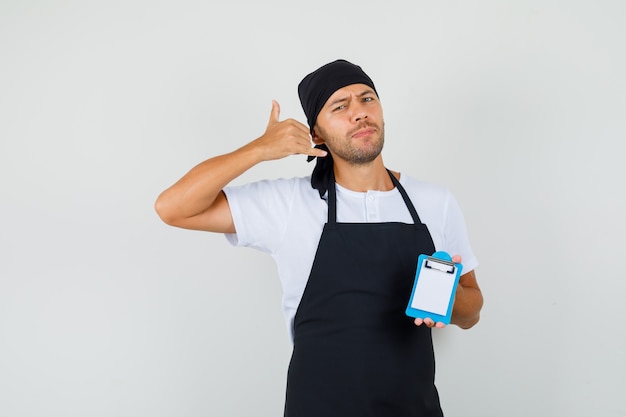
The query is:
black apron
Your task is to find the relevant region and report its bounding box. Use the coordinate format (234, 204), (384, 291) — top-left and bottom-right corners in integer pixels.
(284, 170), (442, 417)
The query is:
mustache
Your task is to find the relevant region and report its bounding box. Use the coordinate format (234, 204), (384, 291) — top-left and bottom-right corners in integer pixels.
(347, 121), (379, 136)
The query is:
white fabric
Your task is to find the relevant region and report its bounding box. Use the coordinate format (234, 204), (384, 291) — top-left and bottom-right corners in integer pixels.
(224, 174), (478, 342)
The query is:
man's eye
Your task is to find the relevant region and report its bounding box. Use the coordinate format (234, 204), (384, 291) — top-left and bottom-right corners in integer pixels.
(334, 105), (346, 111)
(363, 97), (373, 102)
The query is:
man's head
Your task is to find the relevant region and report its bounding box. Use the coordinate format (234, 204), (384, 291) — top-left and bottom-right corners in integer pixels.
(298, 60), (384, 166)
(298, 59), (378, 134)
(299, 59), (384, 196)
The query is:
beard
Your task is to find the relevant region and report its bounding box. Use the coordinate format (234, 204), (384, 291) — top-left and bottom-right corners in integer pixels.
(319, 121), (385, 165)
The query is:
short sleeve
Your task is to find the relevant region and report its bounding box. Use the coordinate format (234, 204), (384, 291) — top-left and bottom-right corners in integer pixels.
(223, 178), (297, 254)
(442, 191), (479, 273)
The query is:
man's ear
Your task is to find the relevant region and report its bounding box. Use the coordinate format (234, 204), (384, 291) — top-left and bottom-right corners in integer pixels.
(311, 127), (325, 145)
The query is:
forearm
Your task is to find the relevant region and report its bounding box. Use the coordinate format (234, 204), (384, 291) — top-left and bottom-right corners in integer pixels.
(450, 271), (483, 329)
(155, 141), (263, 225)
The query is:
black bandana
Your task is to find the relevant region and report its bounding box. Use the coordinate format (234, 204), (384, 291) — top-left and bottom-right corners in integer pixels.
(297, 59), (378, 197)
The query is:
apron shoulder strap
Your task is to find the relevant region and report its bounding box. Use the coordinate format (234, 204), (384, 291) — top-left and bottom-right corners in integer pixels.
(387, 169), (423, 225)
(327, 170), (338, 226)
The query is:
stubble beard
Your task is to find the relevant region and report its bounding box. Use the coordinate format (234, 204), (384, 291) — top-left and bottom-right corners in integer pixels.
(321, 122), (385, 166)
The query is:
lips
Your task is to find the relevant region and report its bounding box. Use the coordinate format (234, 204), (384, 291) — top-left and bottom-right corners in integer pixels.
(351, 125), (377, 139)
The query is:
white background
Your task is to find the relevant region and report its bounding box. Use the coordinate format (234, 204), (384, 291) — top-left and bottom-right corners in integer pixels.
(1, 1), (625, 416)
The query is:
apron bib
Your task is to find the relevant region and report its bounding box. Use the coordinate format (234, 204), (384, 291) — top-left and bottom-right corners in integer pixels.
(285, 170), (443, 417)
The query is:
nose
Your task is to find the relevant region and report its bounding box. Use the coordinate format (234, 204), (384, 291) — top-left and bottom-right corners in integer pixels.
(355, 112), (367, 122)
(353, 103), (368, 122)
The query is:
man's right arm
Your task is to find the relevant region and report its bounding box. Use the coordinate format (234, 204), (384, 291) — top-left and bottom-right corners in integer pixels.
(154, 101), (327, 233)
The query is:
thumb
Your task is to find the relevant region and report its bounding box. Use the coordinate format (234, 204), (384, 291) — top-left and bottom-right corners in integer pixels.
(268, 100), (280, 125)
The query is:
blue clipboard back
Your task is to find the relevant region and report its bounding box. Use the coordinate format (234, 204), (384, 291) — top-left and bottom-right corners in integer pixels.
(405, 251), (463, 325)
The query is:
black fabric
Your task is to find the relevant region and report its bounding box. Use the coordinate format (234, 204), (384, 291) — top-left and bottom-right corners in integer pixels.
(307, 144), (332, 198)
(284, 170), (442, 417)
(299, 59), (378, 199)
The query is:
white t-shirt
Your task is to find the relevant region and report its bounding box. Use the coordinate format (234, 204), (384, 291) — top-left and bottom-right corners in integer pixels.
(224, 174), (478, 342)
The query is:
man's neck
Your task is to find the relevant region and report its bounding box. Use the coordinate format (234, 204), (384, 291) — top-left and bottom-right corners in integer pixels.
(333, 156), (398, 192)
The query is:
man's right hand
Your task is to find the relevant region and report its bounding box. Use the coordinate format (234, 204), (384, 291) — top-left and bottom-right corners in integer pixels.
(252, 101), (327, 161)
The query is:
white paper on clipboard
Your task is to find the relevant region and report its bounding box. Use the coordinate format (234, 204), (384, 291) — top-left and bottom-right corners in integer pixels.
(410, 258), (457, 316)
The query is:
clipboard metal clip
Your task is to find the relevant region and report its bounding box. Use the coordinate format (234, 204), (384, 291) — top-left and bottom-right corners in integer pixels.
(425, 257), (455, 274)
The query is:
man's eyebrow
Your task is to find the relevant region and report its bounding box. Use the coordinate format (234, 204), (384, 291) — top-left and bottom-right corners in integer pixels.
(327, 96), (349, 108)
(357, 88), (376, 97)
(326, 89), (376, 108)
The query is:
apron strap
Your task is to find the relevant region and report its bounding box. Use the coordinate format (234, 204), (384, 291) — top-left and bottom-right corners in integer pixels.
(327, 169), (338, 225)
(387, 169), (423, 225)
(327, 169), (424, 225)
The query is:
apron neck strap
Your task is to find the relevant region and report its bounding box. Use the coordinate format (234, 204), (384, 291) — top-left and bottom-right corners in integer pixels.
(327, 169), (423, 225)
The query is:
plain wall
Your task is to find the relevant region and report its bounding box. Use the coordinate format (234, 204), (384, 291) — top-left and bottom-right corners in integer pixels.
(1, 1), (625, 416)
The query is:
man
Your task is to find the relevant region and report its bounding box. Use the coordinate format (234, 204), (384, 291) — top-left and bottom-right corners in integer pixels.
(155, 59), (483, 416)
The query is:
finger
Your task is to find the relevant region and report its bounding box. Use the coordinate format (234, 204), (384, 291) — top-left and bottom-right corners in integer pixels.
(268, 100), (280, 125)
(414, 318), (424, 326)
(303, 145), (328, 158)
(424, 318), (435, 327)
(435, 322), (446, 328)
(290, 118), (312, 134)
(452, 254), (462, 264)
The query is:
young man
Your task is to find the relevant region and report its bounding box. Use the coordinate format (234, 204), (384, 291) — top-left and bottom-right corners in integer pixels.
(155, 59), (483, 417)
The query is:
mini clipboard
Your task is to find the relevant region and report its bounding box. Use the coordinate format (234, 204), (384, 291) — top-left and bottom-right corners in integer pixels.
(405, 251), (463, 325)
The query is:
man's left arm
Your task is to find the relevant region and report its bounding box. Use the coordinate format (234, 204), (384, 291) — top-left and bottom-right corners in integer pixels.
(449, 269), (483, 329)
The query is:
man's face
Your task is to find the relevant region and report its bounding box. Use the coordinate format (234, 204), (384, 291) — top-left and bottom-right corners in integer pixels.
(313, 83), (385, 165)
